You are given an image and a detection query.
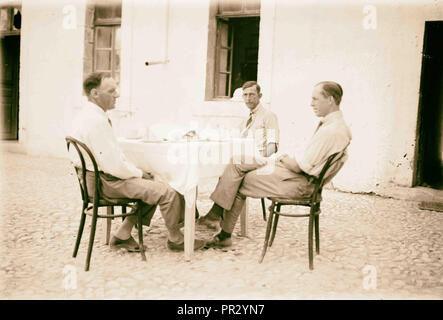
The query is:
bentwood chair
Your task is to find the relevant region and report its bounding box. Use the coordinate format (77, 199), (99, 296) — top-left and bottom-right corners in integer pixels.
(260, 144), (280, 222)
(66, 136), (147, 271)
(259, 148), (349, 270)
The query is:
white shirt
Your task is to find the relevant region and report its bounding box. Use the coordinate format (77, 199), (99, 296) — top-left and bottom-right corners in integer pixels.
(298, 110), (352, 177)
(70, 100), (143, 180)
(240, 103), (280, 156)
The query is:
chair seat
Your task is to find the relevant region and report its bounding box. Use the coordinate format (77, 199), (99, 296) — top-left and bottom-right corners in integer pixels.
(268, 194), (322, 205)
(95, 198), (137, 206)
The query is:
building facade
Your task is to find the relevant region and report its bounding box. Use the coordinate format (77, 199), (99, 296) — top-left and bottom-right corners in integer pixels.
(1, 0), (442, 193)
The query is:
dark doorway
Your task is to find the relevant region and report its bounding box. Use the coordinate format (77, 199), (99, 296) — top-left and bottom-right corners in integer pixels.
(414, 21), (443, 189)
(230, 17), (260, 96)
(1, 35), (20, 140)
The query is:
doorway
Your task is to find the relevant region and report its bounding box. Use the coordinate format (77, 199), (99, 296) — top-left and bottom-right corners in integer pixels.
(414, 21), (443, 189)
(1, 35), (20, 140)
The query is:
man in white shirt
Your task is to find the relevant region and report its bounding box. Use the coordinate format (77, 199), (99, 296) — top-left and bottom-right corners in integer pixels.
(205, 81), (352, 248)
(71, 72), (205, 252)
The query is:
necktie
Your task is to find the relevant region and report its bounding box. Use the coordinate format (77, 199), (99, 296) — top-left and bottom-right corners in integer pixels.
(107, 117), (113, 127)
(314, 120), (323, 134)
(246, 112), (253, 128)
(242, 112), (253, 138)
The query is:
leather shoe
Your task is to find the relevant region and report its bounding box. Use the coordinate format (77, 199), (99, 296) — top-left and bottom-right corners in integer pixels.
(110, 235), (146, 252)
(167, 239), (206, 252)
(196, 215), (221, 230)
(204, 234), (232, 249)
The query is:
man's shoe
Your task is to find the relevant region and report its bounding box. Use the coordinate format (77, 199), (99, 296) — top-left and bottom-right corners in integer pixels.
(204, 234), (232, 249)
(167, 239), (206, 252)
(196, 215), (221, 230)
(110, 235), (146, 252)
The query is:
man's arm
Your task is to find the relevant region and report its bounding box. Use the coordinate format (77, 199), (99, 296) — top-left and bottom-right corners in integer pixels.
(265, 142), (278, 157)
(279, 155), (302, 173)
(264, 111), (280, 157)
(88, 121), (143, 180)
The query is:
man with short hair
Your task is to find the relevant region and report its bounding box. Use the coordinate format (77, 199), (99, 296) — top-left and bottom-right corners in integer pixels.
(70, 72), (206, 252)
(197, 81), (279, 229)
(205, 81), (352, 248)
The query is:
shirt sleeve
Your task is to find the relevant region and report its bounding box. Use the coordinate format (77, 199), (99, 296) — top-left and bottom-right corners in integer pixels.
(87, 119), (143, 180)
(298, 128), (338, 176)
(264, 112), (280, 144)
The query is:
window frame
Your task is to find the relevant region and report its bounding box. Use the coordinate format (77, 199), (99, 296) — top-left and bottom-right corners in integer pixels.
(0, 6), (21, 36)
(92, 5), (121, 81)
(205, 0), (260, 101)
(214, 17), (234, 99)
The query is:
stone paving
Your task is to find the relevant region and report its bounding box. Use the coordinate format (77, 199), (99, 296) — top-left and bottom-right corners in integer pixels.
(0, 152), (442, 300)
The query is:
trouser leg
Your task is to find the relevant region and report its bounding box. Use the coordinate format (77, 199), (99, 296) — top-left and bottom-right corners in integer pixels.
(210, 162), (262, 211)
(98, 175), (184, 241)
(156, 188), (185, 240)
(220, 193), (246, 234)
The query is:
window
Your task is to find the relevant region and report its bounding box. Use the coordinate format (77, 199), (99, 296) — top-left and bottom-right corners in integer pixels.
(83, 0), (121, 82)
(0, 6), (21, 35)
(206, 0), (261, 100)
(93, 2), (121, 82)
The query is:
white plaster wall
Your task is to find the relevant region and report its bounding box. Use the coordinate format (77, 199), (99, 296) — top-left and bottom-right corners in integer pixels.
(19, 0), (86, 157)
(119, 0), (251, 135)
(268, 0), (443, 192)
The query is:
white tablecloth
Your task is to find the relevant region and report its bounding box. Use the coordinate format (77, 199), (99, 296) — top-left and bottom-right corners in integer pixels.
(118, 138), (234, 203)
(118, 137), (256, 260)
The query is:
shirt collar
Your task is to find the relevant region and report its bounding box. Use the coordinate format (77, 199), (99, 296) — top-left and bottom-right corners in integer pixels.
(84, 100), (107, 118)
(249, 103), (263, 115)
(321, 110), (343, 126)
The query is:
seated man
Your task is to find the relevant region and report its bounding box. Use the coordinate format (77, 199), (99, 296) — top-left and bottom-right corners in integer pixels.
(70, 72), (206, 252)
(197, 81), (280, 229)
(205, 81), (352, 248)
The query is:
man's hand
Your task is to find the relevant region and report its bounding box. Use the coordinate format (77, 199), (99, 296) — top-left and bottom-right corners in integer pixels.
(254, 154), (268, 166)
(276, 154), (289, 163)
(142, 171), (155, 180)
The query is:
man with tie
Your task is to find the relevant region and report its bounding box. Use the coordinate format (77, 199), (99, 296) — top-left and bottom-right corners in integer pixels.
(70, 72), (206, 252)
(197, 81), (279, 229)
(204, 81), (352, 248)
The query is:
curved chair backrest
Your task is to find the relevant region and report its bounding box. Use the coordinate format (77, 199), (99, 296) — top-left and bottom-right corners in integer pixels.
(66, 136), (101, 205)
(310, 147), (349, 203)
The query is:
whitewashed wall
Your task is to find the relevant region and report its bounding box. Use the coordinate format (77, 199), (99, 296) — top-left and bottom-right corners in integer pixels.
(267, 0), (443, 192)
(19, 0), (86, 157)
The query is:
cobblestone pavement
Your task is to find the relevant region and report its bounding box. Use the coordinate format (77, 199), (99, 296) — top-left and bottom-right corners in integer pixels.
(1, 152), (442, 300)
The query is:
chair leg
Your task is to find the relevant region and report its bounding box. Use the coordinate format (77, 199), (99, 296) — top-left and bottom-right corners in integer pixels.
(105, 206), (114, 245)
(137, 208), (147, 261)
(261, 198), (267, 221)
(269, 203), (280, 247)
(314, 214), (320, 255)
(259, 202), (275, 263)
(269, 213), (280, 247)
(122, 205), (126, 221)
(85, 207), (98, 272)
(73, 203), (87, 258)
(308, 213), (314, 270)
